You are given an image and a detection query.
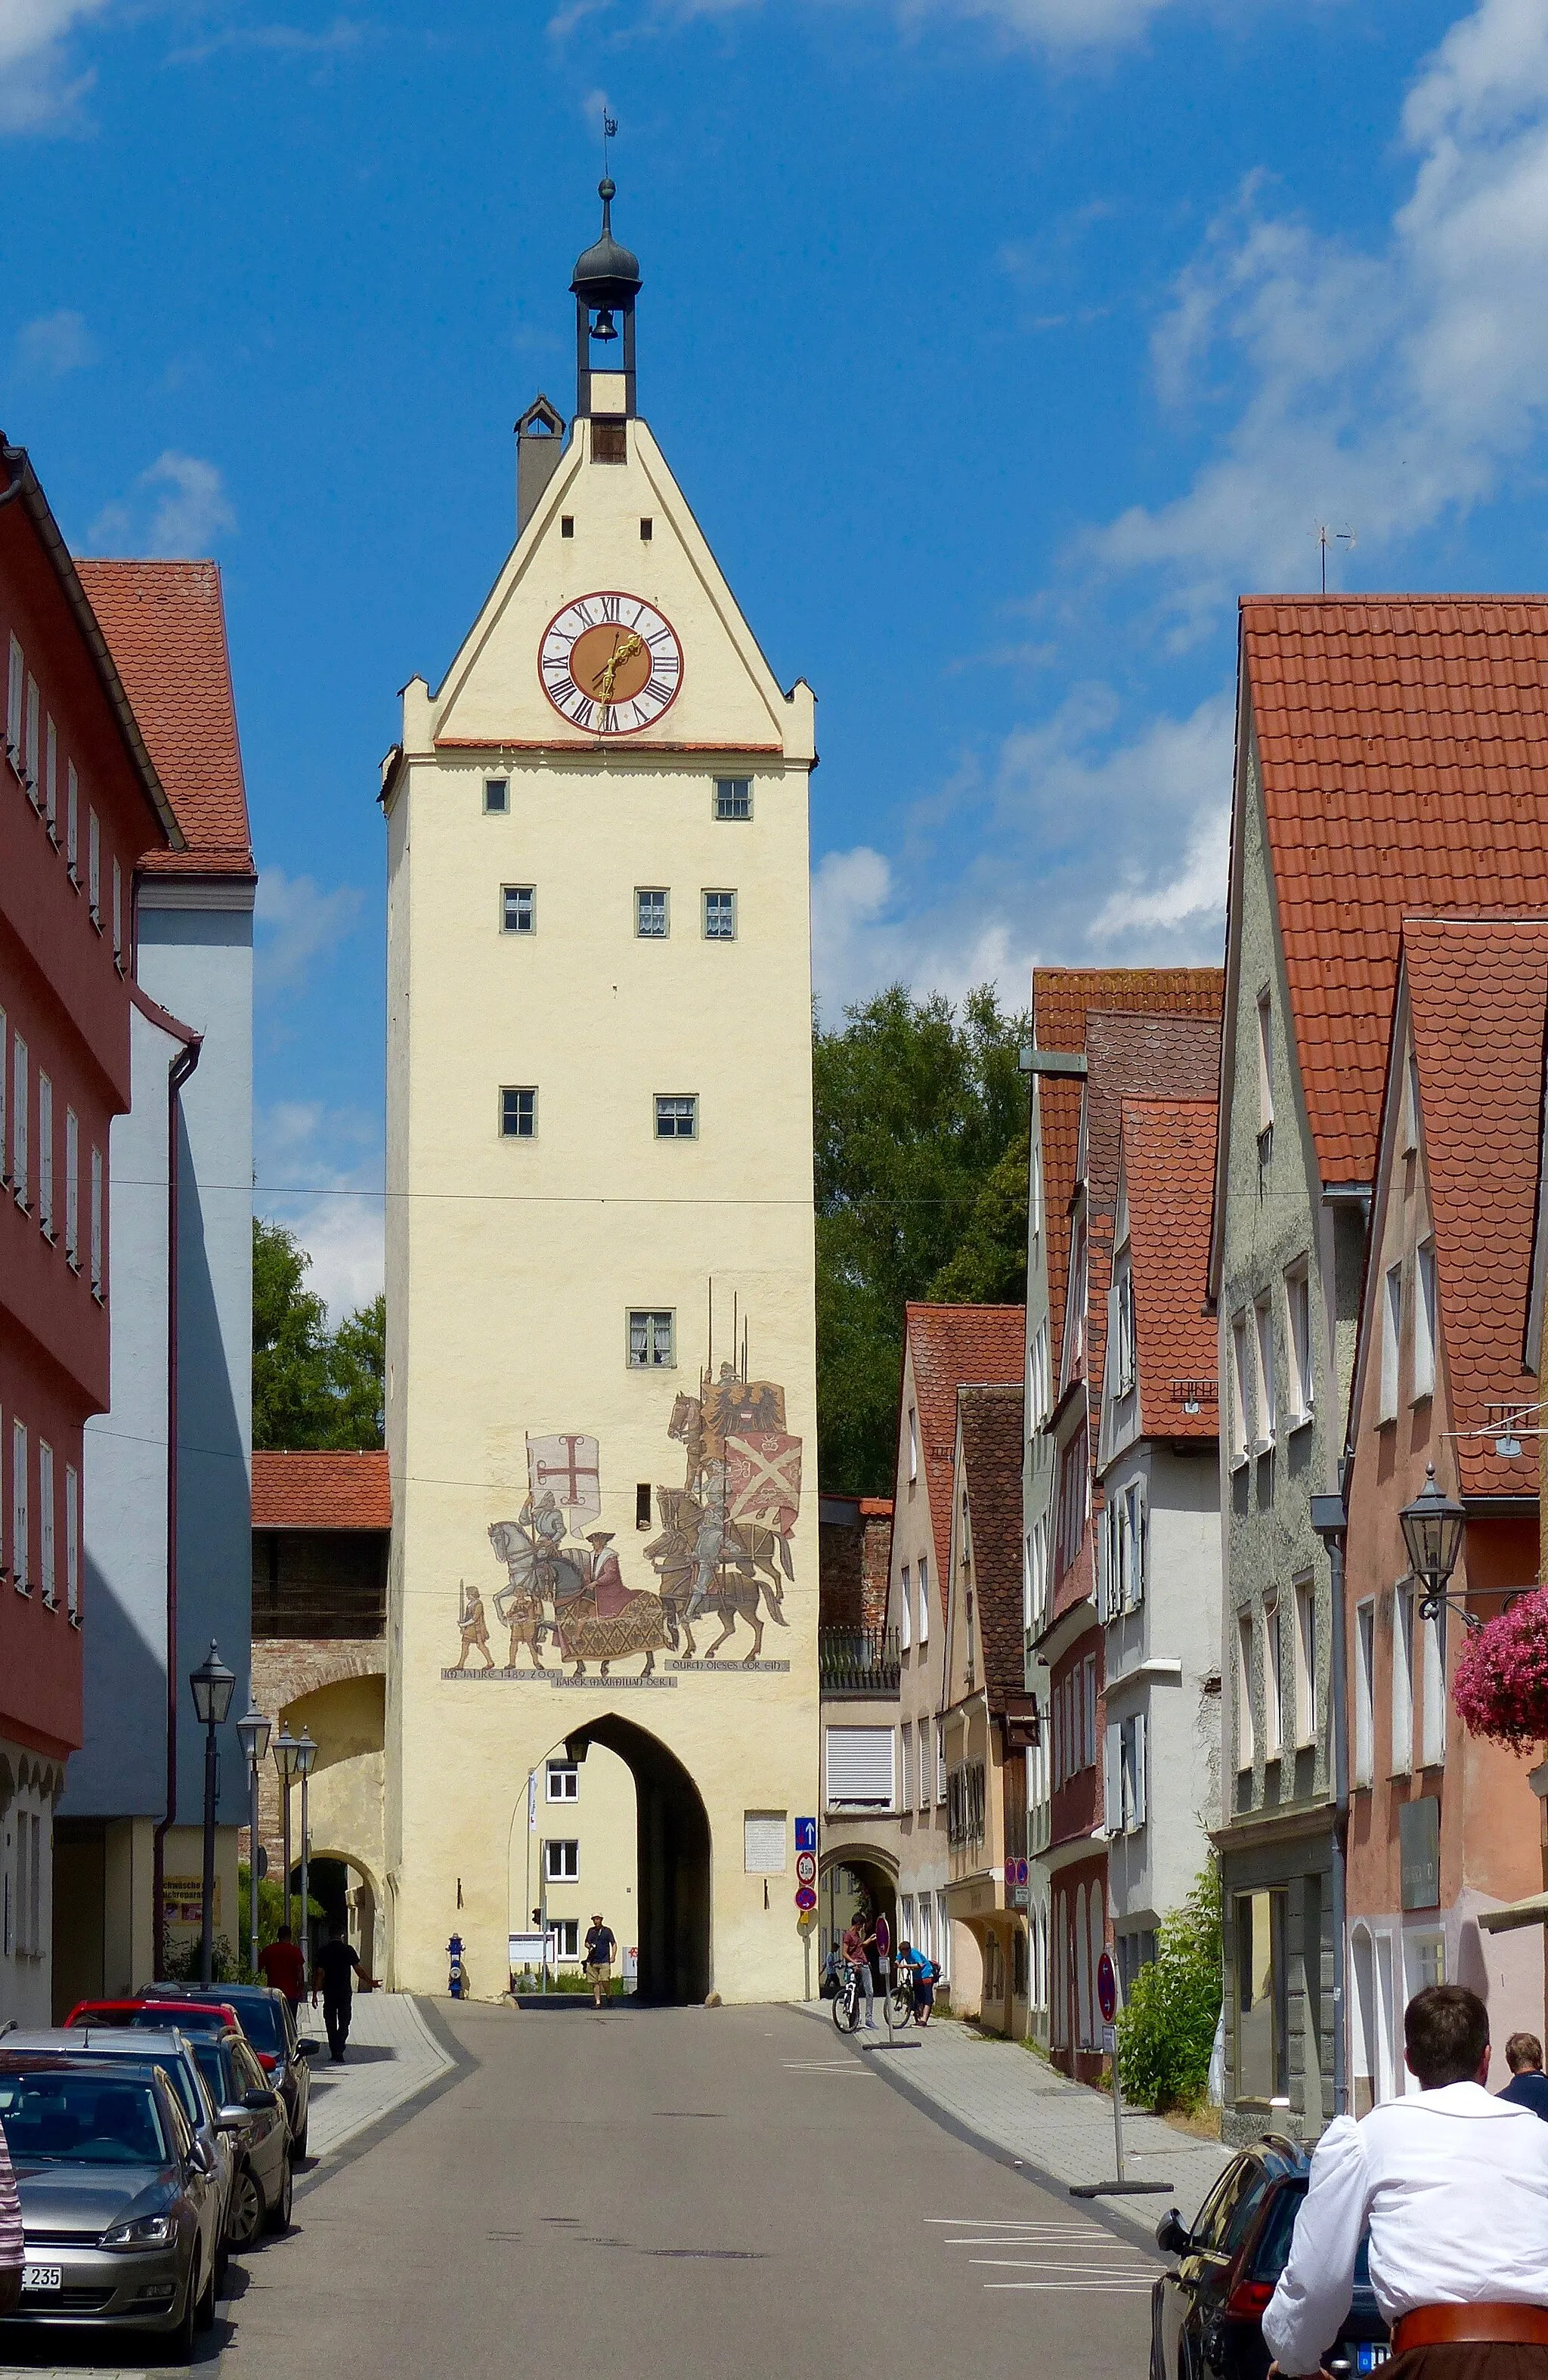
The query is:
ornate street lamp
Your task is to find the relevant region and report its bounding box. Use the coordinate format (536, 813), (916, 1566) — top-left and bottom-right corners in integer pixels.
(188, 1642), (236, 1985)
(235, 1705), (272, 1981)
(1401, 1464), (1468, 1619)
(272, 1730), (301, 1938)
(295, 1731), (317, 1979)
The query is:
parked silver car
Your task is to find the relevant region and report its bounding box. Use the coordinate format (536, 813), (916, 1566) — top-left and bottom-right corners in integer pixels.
(3, 2028), (234, 2264)
(0, 2054), (223, 2361)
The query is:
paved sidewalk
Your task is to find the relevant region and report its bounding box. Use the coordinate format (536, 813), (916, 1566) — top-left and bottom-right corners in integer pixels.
(299, 1990), (456, 2165)
(797, 2002), (1229, 2246)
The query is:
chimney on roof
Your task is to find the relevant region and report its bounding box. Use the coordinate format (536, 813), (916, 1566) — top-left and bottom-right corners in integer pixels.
(515, 393), (566, 537)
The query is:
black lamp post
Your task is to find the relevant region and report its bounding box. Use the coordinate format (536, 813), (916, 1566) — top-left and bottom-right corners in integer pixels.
(236, 1704), (272, 1981)
(272, 1731), (301, 1937)
(1400, 1464), (1468, 1618)
(295, 1731), (317, 1979)
(189, 1642), (237, 1985)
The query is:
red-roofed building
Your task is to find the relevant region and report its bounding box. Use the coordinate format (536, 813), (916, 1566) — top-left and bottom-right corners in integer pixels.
(1213, 599), (1548, 2146)
(1342, 920), (1546, 2109)
(0, 438), (180, 2027)
(1096, 1099), (1221, 2002)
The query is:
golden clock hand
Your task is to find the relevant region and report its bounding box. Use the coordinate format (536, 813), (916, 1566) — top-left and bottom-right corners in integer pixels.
(591, 630), (643, 699)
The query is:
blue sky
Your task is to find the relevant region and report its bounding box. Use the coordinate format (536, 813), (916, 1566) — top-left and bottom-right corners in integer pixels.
(6, 0), (1547, 1311)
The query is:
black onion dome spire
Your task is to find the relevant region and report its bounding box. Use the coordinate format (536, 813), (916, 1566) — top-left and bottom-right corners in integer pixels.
(571, 178), (642, 305)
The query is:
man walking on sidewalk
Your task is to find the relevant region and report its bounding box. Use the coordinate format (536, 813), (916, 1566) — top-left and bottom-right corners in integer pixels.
(841, 1913), (876, 2030)
(311, 1925), (373, 2062)
(258, 1923), (306, 2012)
(1264, 1985), (1548, 2378)
(583, 1914), (616, 2008)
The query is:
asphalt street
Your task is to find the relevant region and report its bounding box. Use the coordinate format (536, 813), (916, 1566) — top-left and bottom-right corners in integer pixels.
(212, 2002), (1159, 2380)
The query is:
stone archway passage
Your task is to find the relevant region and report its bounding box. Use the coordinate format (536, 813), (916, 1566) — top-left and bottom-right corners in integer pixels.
(563, 1714), (711, 2005)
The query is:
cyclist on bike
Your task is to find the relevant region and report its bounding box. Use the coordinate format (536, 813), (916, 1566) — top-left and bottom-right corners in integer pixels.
(896, 1938), (938, 2027)
(841, 1913), (877, 2030)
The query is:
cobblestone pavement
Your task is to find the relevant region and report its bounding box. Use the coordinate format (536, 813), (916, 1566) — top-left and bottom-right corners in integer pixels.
(797, 2001), (1230, 2245)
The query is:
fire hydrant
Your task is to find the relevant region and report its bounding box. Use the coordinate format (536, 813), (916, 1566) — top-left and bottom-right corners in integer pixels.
(447, 1933), (466, 1998)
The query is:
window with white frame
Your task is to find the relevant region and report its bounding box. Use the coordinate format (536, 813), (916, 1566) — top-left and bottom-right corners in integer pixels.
(1380, 1263), (1402, 1423)
(1105, 1712), (1148, 1834)
(65, 1462), (79, 1620)
(714, 778), (751, 820)
(546, 1760), (578, 1801)
(1403, 1047), (1421, 1155)
(88, 809), (100, 922)
(899, 1564), (912, 1652)
(1113, 1255), (1137, 1394)
(11, 1419), (28, 1593)
(90, 1146), (103, 1295)
(36, 1073), (52, 1239)
(636, 887), (669, 938)
(655, 1094), (697, 1139)
(484, 778), (509, 813)
(1286, 1263), (1314, 1426)
(501, 885), (535, 933)
(627, 1309), (673, 1368)
(1293, 1573), (1317, 1747)
(1354, 1601), (1376, 1787)
(936, 1891), (950, 1980)
(1230, 1311), (1250, 1466)
(45, 716), (56, 834)
(544, 1838), (580, 1881)
(112, 859), (122, 965)
(1027, 1321), (1050, 1430)
(64, 1110), (78, 1264)
(907, 1406), (918, 1484)
(1256, 988), (1274, 1135)
(1237, 1609), (1255, 1771)
(38, 1441), (54, 1608)
(1082, 1654), (1098, 1769)
(918, 1554), (929, 1646)
(937, 1718), (947, 1804)
(11, 1035), (27, 1209)
(25, 676), (39, 802)
(5, 636), (21, 763)
(900, 1721), (914, 1809)
(1023, 1536), (1033, 1631)
(67, 763), (78, 876)
(702, 890), (736, 940)
(1413, 1240), (1437, 1402)
(919, 1718), (932, 1813)
(0, 1007), (7, 1183)
(1029, 1131), (1044, 1240)
(825, 1725), (895, 1810)
(553, 1919), (580, 1959)
(500, 1088), (537, 1139)
(1392, 1584), (1415, 1777)
(1253, 1296), (1276, 1449)
(1420, 1599), (1447, 1769)
(1264, 1597), (1283, 1760)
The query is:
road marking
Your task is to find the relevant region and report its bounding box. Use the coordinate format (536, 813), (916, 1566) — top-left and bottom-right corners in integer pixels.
(928, 2213), (1158, 2296)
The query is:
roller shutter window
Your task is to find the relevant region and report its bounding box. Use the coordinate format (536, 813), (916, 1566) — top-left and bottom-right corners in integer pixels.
(825, 1725), (894, 1809)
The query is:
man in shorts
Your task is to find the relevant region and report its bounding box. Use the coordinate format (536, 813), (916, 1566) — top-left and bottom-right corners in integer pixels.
(896, 1938), (938, 2026)
(583, 1913), (617, 2007)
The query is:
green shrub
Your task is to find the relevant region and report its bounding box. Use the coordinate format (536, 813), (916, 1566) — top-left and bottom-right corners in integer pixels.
(1116, 1859), (1221, 2112)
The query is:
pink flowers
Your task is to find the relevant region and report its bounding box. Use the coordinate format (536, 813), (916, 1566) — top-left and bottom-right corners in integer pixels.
(1454, 1589), (1548, 1750)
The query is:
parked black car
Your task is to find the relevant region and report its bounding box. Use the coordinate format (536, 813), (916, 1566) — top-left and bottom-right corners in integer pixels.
(181, 2030), (293, 2245)
(1150, 2137), (1391, 2380)
(144, 1984), (317, 2158)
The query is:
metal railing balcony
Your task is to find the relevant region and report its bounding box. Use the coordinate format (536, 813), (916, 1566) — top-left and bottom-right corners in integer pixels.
(819, 1626), (901, 1698)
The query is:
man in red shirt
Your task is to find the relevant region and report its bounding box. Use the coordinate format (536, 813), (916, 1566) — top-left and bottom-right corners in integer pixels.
(258, 1925), (305, 2007)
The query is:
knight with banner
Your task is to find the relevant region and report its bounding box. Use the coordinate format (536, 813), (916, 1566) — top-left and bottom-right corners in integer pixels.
(485, 1432), (670, 1679)
(643, 1362), (801, 1661)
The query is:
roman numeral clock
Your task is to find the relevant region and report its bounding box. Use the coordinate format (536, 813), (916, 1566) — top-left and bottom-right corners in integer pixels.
(539, 593), (683, 735)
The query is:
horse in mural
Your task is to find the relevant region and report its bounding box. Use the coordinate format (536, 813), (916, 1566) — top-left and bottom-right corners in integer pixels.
(487, 1518), (669, 1680)
(642, 1487), (789, 1664)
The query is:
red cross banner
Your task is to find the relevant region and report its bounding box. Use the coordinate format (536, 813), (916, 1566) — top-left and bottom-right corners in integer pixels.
(526, 1431), (602, 1527)
(723, 1431), (802, 1534)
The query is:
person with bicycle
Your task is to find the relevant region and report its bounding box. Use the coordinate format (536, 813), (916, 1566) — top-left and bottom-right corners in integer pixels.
(896, 1938), (938, 2026)
(841, 1912), (877, 2030)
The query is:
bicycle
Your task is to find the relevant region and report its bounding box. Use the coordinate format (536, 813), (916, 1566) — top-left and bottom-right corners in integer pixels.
(831, 1961), (870, 2032)
(887, 1967), (918, 2029)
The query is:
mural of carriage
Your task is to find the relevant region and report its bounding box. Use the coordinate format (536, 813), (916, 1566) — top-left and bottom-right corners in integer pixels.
(454, 1365), (803, 1680)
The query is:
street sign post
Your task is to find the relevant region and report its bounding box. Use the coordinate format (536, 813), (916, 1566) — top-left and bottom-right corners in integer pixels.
(794, 1818), (817, 1852)
(1096, 1951), (1124, 2183)
(794, 1885), (817, 1911)
(795, 1850), (816, 1887)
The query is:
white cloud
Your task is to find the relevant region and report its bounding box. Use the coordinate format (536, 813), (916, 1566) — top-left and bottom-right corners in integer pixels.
(14, 308), (97, 376)
(256, 1101), (383, 1324)
(88, 451), (237, 557)
(1089, 0), (1548, 624)
(167, 18), (364, 67)
(0, 0), (113, 131)
(255, 865), (365, 995)
(583, 0), (1259, 54)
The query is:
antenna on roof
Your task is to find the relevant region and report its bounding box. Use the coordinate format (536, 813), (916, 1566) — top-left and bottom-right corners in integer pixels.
(1317, 525), (1357, 596)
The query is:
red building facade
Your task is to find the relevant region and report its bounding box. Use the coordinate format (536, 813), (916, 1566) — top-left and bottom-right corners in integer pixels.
(0, 438), (178, 1886)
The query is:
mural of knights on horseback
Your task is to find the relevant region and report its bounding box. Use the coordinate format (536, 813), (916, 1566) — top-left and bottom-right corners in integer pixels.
(469, 1362), (802, 1679)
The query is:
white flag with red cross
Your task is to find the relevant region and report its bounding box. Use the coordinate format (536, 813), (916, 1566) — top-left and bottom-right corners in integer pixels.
(724, 1431), (802, 1534)
(526, 1432), (602, 1527)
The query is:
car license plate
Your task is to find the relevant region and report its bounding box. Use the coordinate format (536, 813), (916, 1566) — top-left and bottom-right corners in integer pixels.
(1356, 2349), (1389, 2373)
(21, 2265), (62, 2292)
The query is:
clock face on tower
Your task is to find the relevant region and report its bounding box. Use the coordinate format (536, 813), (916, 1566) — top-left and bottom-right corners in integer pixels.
(539, 593), (683, 735)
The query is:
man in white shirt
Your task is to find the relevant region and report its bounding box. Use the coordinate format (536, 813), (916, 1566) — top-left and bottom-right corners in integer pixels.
(1265, 1985), (1548, 2378)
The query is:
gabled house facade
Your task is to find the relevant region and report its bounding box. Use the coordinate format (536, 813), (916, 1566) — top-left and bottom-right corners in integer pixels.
(1343, 919), (1546, 2107)
(1211, 597), (1548, 2145)
(1036, 992), (1223, 2079)
(1022, 966), (1222, 2053)
(1098, 1099), (1221, 1998)
(941, 1379), (1036, 2033)
(882, 1303), (1023, 2012)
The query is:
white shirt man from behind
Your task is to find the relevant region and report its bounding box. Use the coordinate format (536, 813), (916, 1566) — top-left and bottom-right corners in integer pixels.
(1265, 1983), (1548, 2378)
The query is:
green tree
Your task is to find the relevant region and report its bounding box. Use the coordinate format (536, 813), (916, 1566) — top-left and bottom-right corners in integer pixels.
(1115, 1859), (1223, 2112)
(814, 983), (1028, 1492)
(252, 1219), (385, 1449)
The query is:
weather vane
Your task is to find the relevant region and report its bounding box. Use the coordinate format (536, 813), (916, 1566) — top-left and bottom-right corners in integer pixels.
(603, 110), (618, 175)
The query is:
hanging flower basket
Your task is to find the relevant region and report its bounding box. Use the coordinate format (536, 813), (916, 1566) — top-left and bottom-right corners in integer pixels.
(1453, 1588), (1548, 1750)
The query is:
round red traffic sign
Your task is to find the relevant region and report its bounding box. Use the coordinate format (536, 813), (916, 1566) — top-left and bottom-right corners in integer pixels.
(795, 1851), (816, 1886)
(1096, 1948), (1118, 2025)
(1004, 1860), (1016, 1887)
(794, 1885), (817, 1911)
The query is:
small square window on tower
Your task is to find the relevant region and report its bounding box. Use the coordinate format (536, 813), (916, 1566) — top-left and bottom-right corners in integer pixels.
(703, 890), (736, 940)
(591, 419), (627, 464)
(715, 778), (752, 821)
(561, 516), (574, 539)
(654, 1095), (697, 1140)
(500, 1087), (537, 1138)
(636, 1482), (653, 1529)
(628, 1309), (675, 1368)
(636, 887), (669, 939)
(485, 778), (509, 813)
(639, 517), (653, 541)
(502, 885), (535, 933)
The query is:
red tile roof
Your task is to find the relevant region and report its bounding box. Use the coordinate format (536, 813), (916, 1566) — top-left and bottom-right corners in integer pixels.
(902, 1303), (1025, 1623)
(958, 1382), (1028, 1710)
(252, 1450), (391, 1531)
(1399, 918), (1548, 1499)
(1118, 1099), (1220, 1442)
(76, 561), (255, 879)
(1033, 970), (1223, 1385)
(1242, 598), (1548, 1186)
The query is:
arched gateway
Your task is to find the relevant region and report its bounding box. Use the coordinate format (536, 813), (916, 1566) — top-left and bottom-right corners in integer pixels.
(381, 184), (819, 2004)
